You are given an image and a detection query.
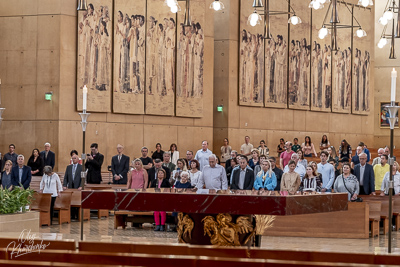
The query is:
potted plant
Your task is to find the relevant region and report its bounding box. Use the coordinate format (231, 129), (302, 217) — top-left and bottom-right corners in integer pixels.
(0, 186), (34, 214)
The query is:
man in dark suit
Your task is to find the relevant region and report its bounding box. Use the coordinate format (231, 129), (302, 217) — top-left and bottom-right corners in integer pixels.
(147, 159), (170, 188)
(85, 143), (104, 184)
(231, 157), (254, 190)
(11, 155), (32, 189)
(111, 144), (130, 184)
(354, 152), (375, 195)
(40, 142), (55, 169)
(63, 154), (82, 189)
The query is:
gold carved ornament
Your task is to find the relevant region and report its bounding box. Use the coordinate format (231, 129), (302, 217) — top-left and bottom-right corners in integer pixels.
(254, 215), (276, 235)
(201, 213), (255, 246)
(177, 212), (194, 243)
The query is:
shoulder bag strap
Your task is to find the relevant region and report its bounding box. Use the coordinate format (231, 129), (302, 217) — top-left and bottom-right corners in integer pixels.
(342, 176), (354, 195)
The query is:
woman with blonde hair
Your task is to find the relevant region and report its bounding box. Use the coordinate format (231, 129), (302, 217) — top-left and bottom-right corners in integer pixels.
(254, 160), (276, 191)
(40, 166), (63, 225)
(381, 161), (400, 196)
(1, 160), (13, 189)
(127, 158), (148, 189)
(171, 158), (188, 185)
(248, 149), (260, 170)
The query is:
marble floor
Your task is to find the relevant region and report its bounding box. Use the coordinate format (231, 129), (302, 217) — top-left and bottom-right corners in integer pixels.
(2, 213), (400, 255)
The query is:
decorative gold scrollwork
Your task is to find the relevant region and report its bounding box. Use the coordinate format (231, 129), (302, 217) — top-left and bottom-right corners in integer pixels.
(201, 213), (255, 246)
(177, 212), (194, 243)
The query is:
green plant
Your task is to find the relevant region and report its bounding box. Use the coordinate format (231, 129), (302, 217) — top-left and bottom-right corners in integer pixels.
(0, 186), (35, 214)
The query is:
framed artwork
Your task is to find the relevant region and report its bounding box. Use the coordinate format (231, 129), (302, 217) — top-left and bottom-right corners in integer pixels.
(77, 0), (113, 112)
(288, 0), (311, 110)
(380, 102), (399, 128)
(176, 0), (205, 117)
(238, 0), (264, 107)
(113, 0), (146, 114)
(145, 0), (176, 116)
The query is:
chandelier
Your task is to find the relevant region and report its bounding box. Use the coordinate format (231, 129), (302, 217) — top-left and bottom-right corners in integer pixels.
(377, 0), (400, 59)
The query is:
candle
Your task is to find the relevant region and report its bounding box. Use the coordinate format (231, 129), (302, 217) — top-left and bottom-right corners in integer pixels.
(83, 85), (87, 111)
(391, 68), (397, 103)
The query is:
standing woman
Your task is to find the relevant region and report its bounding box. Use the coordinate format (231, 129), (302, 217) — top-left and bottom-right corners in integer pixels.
(151, 169), (170, 231)
(1, 160), (13, 189)
(189, 159), (201, 188)
(320, 135), (330, 151)
(220, 138), (232, 163)
(334, 162), (359, 201)
(297, 150), (308, 169)
(309, 161), (323, 186)
(151, 143), (164, 161)
(248, 149), (260, 170)
(280, 160), (301, 194)
(338, 139), (352, 162)
(171, 158), (188, 185)
(302, 136), (318, 157)
(169, 143), (179, 166)
(258, 140), (269, 157)
(300, 165), (321, 192)
(127, 159), (148, 190)
(40, 166), (63, 225)
(277, 138), (285, 157)
(28, 148), (44, 177)
(254, 160), (277, 191)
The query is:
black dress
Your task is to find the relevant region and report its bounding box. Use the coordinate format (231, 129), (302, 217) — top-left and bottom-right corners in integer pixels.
(27, 156), (44, 176)
(151, 150), (165, 161)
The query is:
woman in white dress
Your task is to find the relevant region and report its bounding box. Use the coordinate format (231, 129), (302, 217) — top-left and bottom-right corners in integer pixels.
(189, 159), (202, 188)
(40, 166), (63, 225)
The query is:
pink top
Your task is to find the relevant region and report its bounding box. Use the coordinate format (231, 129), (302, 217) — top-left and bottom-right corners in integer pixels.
(130, 169), (145, 189)
(280, 151), (295, 168)
(158, 180), (162, 188)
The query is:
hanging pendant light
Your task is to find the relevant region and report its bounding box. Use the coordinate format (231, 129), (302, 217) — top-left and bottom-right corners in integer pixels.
(77, 0), (88, 11)
(252, 0), (263, 8)
(210, 0), (225, 11)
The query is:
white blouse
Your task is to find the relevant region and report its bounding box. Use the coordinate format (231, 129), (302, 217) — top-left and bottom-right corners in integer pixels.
(189, 170), (202, 188)
(40, 173), (63, 197)
(381, 171), (400, 195)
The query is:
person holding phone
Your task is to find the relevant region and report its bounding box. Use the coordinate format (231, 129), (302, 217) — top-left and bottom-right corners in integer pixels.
(170, 159), (188, 186)
(85, 143), (104, 184)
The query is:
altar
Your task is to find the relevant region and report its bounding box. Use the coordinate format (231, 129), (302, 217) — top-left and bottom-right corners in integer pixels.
(81, 190), (348, 246)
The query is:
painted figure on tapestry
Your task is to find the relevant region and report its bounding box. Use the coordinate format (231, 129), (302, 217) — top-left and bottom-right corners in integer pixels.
(289, 38), (310, 106)
(333, 47), (352, 110)
(311, 41), (331, 109)
(353, 49), (370, 112)
(239, 29), (264, 104)
(78, 3), (111, 91)
(177, 22), (204, 98)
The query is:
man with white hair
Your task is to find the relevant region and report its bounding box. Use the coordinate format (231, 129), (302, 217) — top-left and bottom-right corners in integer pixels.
(351, 146), (363, 169)
(11, 155), (32, 189)
(283, 153), (306, 179)
(40, 142), (55, 169)
(197, 154), (228, 190)
(372, 148), (384, 167)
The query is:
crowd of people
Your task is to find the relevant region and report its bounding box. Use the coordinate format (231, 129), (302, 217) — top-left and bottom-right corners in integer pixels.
(1, 135), (399, 229)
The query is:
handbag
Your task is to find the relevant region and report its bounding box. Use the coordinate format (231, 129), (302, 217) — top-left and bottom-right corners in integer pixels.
(342, 176), (363, 202)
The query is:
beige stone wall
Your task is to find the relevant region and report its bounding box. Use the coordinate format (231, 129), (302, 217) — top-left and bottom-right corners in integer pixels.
(0, 0), (215, 172)
(212, 0), (375, 156)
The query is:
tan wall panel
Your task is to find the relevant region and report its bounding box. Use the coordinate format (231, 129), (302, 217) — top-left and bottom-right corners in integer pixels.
(0, 16), (38, 51)
(6, 50), (37, 86)
(60, 15), (77, 52)
(2, 85), (36, 120)
(60, 49), (77, 87)
(37, 49), (60, 86)
(37, 15), (60, 50)
(0, 0), (38, 17)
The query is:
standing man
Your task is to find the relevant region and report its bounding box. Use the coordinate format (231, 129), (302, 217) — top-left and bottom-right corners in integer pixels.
(186, 150), (194, 166)
(162, 152), (176, 173)
(195, 140), (212, 171)
(63, 154), (82, 189)
(111, 144), (130, 184)
(85, 143), (104, 184)
(372, 148), (384, 167)
(11, 155), (32, 189)
(358, 142), (370, 162)
(197, 155), (228, 190)
(140, 147), (153, 172)
(225, 150), (238, 173)
(40, 142), (55, 169)
(280, 141), (295, 170)
(240, 136), (253, 160)
(147, 159), (170, 188)
(350, 146), (363, 169)
(353, 153), (375, 195)
(373, 154), (390, 191)
(2, 144), (18, 169)
(270, 157), (283, 191)
(317, 151), (335, 192)
(230, 157), (254, 190)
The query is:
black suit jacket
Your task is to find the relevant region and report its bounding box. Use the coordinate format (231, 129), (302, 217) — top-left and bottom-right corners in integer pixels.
(231, 168), (254, 190)
(111, 154), (130, 184)
(40, 150), (55, 169)
(63, 164), (82, 189)
(354, 163), (375, 195)
(147, 166), (171, 188)
(11, 165), (32, 189)
(85, 152), (104, 184)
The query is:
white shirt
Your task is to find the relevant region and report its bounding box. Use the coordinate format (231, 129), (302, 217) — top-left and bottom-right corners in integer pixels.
(381, 171), (400, 194)
(359, 164), (366, 186)
(40, 173), (63, 197)
(189, 171), (202, 188)
(197, 164), (228, 190)
(283, 163), (306, 180)
(194, 149), (213, 171)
